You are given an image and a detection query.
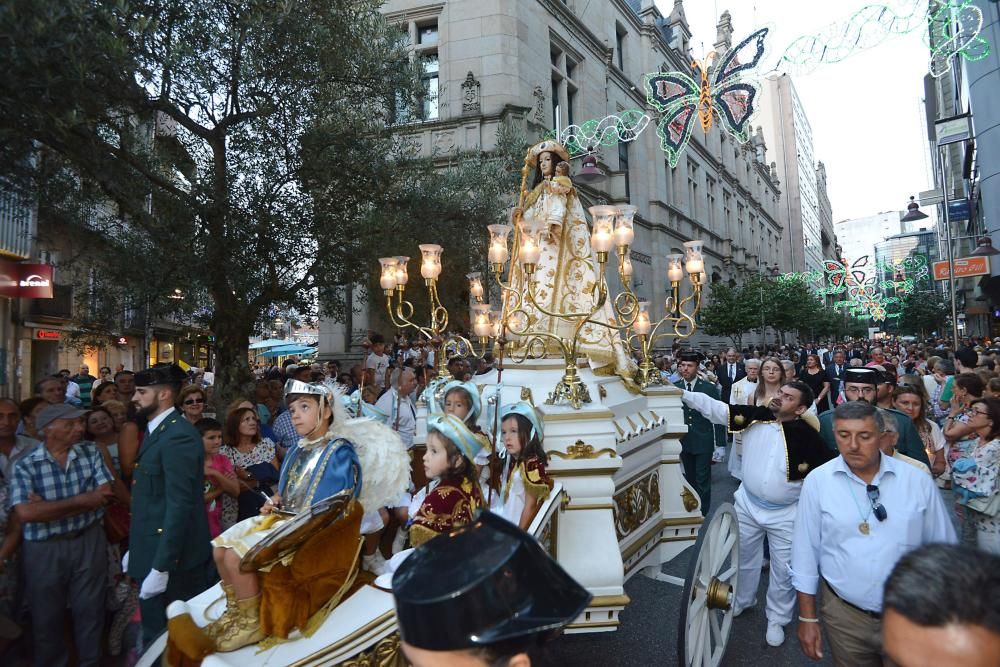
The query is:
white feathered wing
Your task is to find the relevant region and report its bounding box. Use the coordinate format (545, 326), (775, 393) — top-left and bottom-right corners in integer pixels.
(330, 416), (410, 513)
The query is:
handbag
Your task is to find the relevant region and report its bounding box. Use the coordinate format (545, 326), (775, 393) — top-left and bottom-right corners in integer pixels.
(968, 492), (1000, 517)
(104, 500), (131, 543)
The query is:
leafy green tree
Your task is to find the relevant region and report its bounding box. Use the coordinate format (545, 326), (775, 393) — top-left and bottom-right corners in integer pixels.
(699, 281), (758, 349)
(898, 290), (950, 339)
(0, 0), (518, 404)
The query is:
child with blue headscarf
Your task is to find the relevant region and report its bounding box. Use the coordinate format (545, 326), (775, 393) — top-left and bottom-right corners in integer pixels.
(499, 402), (553, 530)
(407, 414), (486, 547)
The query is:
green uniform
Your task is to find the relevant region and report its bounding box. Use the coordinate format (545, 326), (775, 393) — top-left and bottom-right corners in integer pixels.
(817, 406), (931, 467)
(128, 409), (214, 644)
(676, 378), (725, 515)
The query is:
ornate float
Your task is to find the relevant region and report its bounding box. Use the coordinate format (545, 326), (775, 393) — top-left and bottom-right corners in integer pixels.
(143, 139), (738, 667)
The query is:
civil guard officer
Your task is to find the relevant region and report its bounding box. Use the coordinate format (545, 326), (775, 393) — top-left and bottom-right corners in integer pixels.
(674, 351), (725, 515)
(392, 511), (591, 666)
(124, 363), (214, 645)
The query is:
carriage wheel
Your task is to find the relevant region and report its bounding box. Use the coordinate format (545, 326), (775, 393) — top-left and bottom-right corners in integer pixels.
(676, 503), (740, 667)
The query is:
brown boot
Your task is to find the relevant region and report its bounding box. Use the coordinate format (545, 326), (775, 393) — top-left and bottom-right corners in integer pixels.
(212, 594), (265, 652)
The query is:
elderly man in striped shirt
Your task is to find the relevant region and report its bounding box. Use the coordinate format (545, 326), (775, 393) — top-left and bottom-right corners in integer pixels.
(11, 403), (114, 667)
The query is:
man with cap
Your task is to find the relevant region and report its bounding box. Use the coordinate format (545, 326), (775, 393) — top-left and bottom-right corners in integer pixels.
(674, 351), (725, 515)
(392, 511), (590, 666)
(817, 367), (930, 467)
(125, 363), (213, 645)
(10, 403), (114, 666)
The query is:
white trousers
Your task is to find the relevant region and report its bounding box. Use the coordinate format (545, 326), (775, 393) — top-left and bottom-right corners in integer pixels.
(734, 486), (797, 626)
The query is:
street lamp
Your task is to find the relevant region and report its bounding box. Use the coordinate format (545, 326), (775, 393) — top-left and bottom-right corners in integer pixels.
(970, 236), (1000, 257)
(900, 196), (929, 223)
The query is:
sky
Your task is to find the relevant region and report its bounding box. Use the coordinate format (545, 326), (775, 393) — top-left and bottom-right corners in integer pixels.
(653, 0), (937, 225)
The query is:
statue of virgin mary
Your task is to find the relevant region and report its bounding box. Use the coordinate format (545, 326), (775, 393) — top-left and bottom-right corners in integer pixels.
(505, 140), (635, 380)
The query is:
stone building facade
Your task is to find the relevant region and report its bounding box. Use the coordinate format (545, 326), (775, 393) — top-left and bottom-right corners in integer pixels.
(322, 0), (792, 356)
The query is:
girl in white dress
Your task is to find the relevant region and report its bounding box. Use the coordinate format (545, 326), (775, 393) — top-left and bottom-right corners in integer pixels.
(498, 402), (552, 530)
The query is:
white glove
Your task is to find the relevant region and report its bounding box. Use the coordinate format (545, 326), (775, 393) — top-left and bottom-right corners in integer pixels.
(139, 569), (169, 600)
(121, 550), (129, 572)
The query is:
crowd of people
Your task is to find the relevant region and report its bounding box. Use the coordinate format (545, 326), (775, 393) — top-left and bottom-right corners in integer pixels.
(0, 330), (997, 666)
(666, 335), (1000, 664)
(0, 327), (552, 665)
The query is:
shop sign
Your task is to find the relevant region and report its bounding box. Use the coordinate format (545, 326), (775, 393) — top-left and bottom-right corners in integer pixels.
(36, 330), (61, 340)
(932, 256), (991, 280)
(0, 260), (54, 298)
(18, 265), (54, 298)
(114, 336), (129, 346)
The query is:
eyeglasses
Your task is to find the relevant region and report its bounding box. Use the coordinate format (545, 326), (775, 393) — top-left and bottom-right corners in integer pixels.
(183, 398), (205, 405)
(971, 408), (991, 416)
(866, 484), (888, 522)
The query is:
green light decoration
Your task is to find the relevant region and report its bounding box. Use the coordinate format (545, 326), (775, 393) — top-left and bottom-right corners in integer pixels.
(776, 254), (929, 322)
(778, 0), (990, 78)
(779, 1), (926, 75)
(544, 110), (650, 158)
(644, 27), (769, 168)
(929, 0), (990, 78)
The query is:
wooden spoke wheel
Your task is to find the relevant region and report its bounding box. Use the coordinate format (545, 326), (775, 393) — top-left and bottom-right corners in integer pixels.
(677, 503), (740, 667)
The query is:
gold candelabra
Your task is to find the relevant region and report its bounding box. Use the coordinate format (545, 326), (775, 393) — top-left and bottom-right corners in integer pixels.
(378, 181), (705, 405)
(378, 246), (489, 381)
(626, 242), (705, 389)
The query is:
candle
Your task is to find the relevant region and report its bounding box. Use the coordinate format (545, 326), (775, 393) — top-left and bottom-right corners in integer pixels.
(592, 228), (613, 253)
(588, 204), (618, 254)
(621, 256), (633, 277)
(683, 240), (704, 275)
(379, 258), (398, 290)
(472, 304), (492, 337)
(521, 237), (541, 265)
(685, 256), (704, 275)
(419, 244), (443, 280)
(614, 224), (634, 248)
(468, 273), (484, 300)
(394, 256), (410, 286)
(667, 254), (684, 283)
(634, 302), (652, 335)
(488, 241), (508, 264)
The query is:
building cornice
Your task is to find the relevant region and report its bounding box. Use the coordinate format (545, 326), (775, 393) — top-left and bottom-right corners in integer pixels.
(382, 2), (445, 24)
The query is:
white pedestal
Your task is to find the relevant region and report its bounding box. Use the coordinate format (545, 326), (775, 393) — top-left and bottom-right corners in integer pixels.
(448, 357), (702, 632)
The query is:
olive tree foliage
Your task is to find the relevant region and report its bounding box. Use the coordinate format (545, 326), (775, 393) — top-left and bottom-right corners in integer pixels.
(0, 0), (519, 404)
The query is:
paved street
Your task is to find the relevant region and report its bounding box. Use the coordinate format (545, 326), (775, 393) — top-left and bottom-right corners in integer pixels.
(548, 463), (832, 667)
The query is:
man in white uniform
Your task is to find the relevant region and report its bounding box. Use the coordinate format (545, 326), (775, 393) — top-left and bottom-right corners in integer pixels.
(681, 379), (834, 647)
(791, 400), (956, 666)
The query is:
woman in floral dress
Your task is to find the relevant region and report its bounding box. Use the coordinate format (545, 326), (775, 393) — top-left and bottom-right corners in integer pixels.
(952, 398), (1000, 554)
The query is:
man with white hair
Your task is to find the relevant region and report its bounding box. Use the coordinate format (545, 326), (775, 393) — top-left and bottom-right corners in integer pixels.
(376, 367), (418, 449)
(11, 403), (114, 666)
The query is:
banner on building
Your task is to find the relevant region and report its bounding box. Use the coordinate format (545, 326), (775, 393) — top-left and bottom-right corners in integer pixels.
(932, 256), (991, 280)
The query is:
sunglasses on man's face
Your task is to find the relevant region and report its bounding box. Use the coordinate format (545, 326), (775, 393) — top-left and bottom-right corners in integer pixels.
(183, 398), (205, 405)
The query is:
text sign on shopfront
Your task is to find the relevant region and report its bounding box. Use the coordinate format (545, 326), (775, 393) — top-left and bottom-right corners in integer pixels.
(0, 260), (54, 298)
(36, 330), (61, 340)
(932, 256), (991, 280)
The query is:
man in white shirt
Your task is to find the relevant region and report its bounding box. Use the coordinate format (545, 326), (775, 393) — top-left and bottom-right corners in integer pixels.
(375, 367), (417, 448)
(791, 401), (956, 666)
(365, 333), (391, 389)
(727, 358), (759, 479)
(681, 380), (834, 647)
